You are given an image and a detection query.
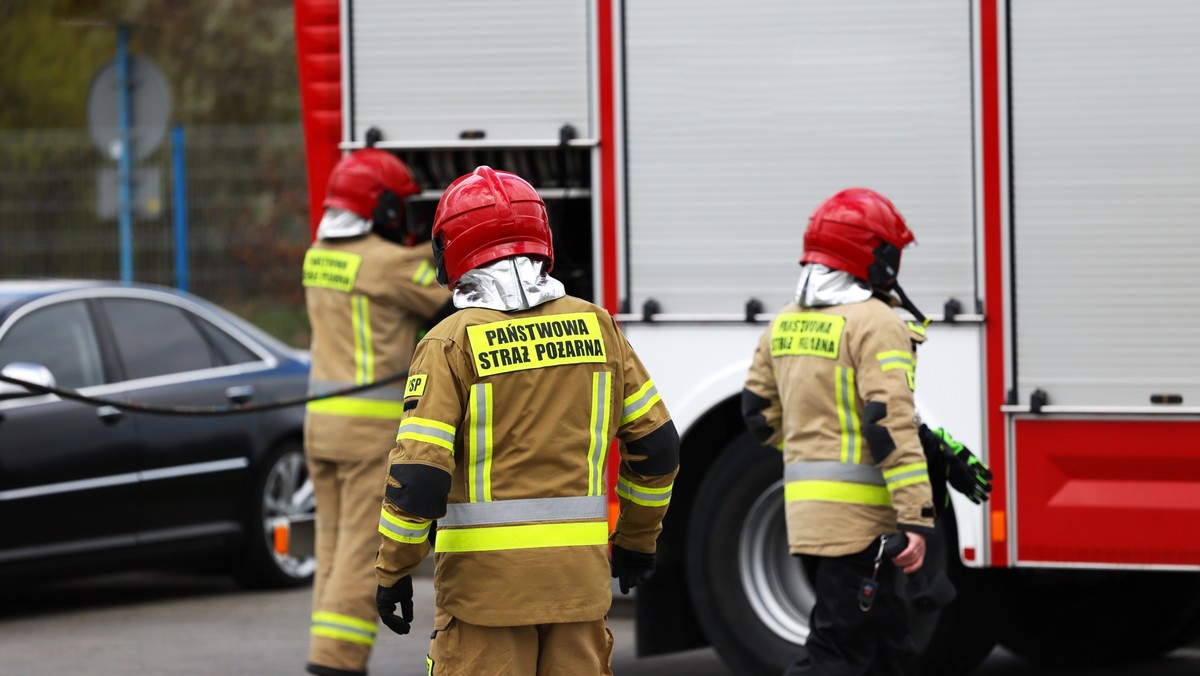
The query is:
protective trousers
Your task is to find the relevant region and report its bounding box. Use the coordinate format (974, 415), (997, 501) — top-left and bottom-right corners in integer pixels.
(784, 542), (917, 676)
(427, 616), (614, 676)
(307, 455), (389, 674)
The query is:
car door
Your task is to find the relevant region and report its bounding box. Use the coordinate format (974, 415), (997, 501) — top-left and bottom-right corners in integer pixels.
(94, 295), (263, 543)
(0, 298), (141, 571)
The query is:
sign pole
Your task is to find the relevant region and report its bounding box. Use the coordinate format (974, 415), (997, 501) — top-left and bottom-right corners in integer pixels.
(117, 22), (134, 283)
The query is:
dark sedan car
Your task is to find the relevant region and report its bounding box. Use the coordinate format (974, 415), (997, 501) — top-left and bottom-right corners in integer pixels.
(0, 280), (315, 588)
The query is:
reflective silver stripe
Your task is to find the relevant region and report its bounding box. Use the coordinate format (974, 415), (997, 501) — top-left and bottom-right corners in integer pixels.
(884, 467), (927, 487)
(615, 478), (672, 505)
(836, 366), (860, 463)
(0, 458), (249, 501)
(309, 378), (407, 401)
(621, 383), (659, 421)
(784, 461), (885, 485)
(588, 371), (611, 496)
(379, 516), (431, 542)
(469, 383), (493, 502)
(397, 420), (456, 445)
(439, 495), (607, 527)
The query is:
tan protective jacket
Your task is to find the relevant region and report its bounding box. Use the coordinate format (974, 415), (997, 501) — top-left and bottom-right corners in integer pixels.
(744, 297), (935, 557)
(376, 295), (678, 626)
(303, 235), (450, 461)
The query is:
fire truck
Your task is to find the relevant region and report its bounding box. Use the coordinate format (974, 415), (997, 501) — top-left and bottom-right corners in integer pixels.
(294, 1), (1200, 673)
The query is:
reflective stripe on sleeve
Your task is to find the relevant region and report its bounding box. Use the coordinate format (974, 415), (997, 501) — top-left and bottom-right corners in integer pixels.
(877, 349), (915, 389)
(621, 380), (661, 426)
(311, 611), (376, 646)
(396, 417), (456, 452)
(412, 260), (437, 286)
(882, 461), (929, 491)
(588, 372), (613, 496)
(615, 475), (672, 507)
(378, 509), (432, 544)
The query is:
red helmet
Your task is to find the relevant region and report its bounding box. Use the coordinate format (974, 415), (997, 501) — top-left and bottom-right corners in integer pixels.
(324, 149), (420, 227)
(431, 166), (553, 288)
(801, 188), (914, 288)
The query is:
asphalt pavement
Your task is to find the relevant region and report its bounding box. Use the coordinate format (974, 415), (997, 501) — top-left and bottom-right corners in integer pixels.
(1, 568), (1198, 675)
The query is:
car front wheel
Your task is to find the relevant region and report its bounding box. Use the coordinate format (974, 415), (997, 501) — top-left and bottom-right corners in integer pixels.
(234, 440), (316, 589)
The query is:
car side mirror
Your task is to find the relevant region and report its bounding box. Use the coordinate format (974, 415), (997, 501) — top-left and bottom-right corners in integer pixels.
(0, 362), (57, 401)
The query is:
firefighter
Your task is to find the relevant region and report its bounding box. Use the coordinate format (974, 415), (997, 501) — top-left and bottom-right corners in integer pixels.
(302, 148), (453, 676)
(742, 188), (936, 675)
(373, 166), (679, 675)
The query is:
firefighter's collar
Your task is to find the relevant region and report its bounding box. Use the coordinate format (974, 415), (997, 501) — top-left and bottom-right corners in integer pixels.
(453, 256), (565, 311)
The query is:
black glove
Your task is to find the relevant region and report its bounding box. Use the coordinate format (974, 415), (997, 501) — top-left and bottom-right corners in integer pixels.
(926, 426), (993, 504)
(610, 545), (656, 594)
(376, 576), (414, 636)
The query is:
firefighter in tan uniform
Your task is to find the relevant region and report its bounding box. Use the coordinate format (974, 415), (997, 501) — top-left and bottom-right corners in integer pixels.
(302, 149), (453, 676)
(742, 188), (936, 676)
(374, 166), (680, 675)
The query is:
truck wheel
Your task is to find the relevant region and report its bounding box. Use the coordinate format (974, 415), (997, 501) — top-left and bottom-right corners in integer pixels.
(686, 432), (802, 674)
(687, 432), (1000, 675)
(233, 440), (317, 589)
(998, 569), (1200, 666)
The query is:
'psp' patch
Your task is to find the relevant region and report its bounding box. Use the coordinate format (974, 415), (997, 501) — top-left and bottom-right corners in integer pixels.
(405, 374), (428, 398)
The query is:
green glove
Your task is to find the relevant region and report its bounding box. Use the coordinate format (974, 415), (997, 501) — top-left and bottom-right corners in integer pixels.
(929, 427), (993, 504)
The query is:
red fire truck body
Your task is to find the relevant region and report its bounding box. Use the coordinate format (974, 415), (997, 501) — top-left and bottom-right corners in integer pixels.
(295, 1), (1200, 671)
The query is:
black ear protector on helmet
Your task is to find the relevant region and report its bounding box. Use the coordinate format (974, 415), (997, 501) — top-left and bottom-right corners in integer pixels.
(373, 190), (405, 230)
(432, 233), (449, 286)
(867, 241), (902, 289)
(869, 241), (928, 324)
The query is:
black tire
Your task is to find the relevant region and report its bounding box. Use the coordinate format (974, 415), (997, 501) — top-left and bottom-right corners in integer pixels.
(233, 440), (316, 589)
(686, 432), (798, 675)
(998, 569), (1200, 666)
(687, 432), (1000, 676)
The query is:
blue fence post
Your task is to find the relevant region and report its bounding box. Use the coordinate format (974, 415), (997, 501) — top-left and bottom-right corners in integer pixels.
(171, 124), (189, 292)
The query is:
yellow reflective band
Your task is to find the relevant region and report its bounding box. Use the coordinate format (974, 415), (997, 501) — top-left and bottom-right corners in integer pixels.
(785, 480), (893, 506)
(303, 249), (362, 291)
(877, 350), (915, 389)
(616, 476), (672, 507)
(466, 312), (608, 376)
(352, 295), (373, 384)
(621, 380), (661, 426)
(379, 509), (432, 544)
(311, 626), (375, 645)
(588, 372), (613, 496)
(311, 611), (376, 645)
(412, 260), (437, 286)
(467, 384), (493, 502)
(396, 417), (456, 452)
(427, 656), (434, 676)
(405, 374), (427, 398)
(906, 321), (926, 338)
(434, 521), (610, 553)
(770, 312), (846, 359)
(307, 396), (406, 419)
(835, 366), (861, 464)
(883, 461), (929, 491)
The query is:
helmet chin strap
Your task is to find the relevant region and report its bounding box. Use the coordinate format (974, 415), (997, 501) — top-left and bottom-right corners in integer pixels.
(889, 281), (928, 326)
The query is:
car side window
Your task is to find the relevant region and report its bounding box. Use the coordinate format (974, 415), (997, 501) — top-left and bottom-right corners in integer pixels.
(100, 298), (219, 380)
(0, 300), (106, 389)
(193, 317), (262, 366)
